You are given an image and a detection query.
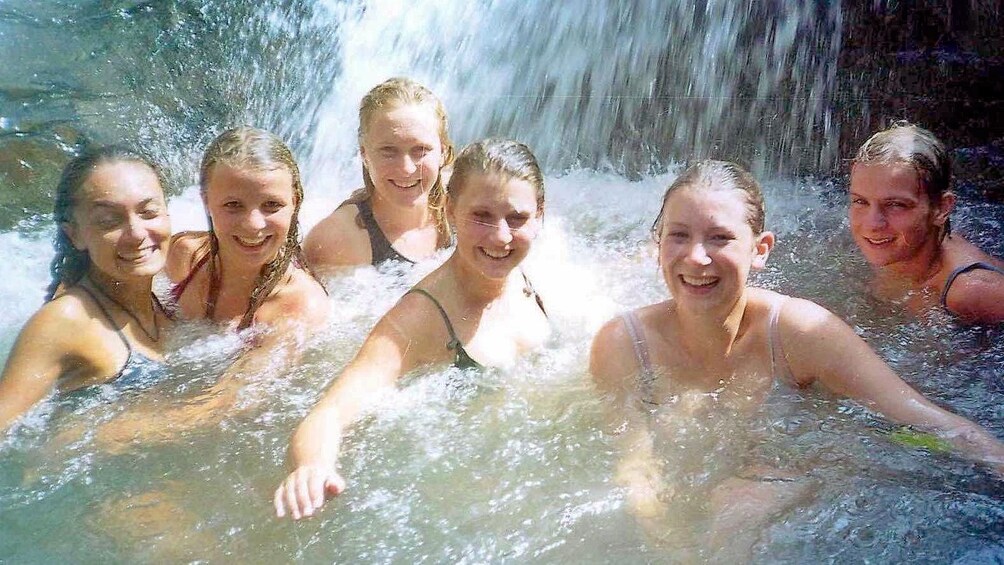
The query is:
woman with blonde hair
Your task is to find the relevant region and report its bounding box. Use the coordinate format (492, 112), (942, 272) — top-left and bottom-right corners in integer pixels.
(849, 122), (1004, 324)
(304, 77), (455, 271)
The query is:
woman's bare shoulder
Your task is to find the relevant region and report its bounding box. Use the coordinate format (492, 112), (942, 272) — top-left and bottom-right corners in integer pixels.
(167, 231), (210, 281)
(304, 202), (371, 269)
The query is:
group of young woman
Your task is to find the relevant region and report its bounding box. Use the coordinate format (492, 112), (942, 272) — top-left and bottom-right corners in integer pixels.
(0, 78), (1002, 530)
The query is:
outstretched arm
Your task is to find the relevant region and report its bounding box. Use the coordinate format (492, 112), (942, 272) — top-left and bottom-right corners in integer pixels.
(783, 298), (1004, 470)
(274, 309), (428, 520)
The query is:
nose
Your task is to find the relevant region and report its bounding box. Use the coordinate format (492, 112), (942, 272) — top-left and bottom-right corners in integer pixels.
(400, 154), (418, 175)
(122, 215), (149, 243)
(490, 219), (514, 245)
(244, 209), (267, 232)
(862, 203), (887, 230)
(685, 241), (712, 266)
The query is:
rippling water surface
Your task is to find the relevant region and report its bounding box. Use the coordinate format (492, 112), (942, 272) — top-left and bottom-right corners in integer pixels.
(2, 1), (1003, 562)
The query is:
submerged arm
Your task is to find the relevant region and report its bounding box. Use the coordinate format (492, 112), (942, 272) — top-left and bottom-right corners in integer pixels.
(785, 299), (1004, 470)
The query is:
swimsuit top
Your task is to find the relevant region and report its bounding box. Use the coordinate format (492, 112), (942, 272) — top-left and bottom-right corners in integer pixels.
(939, 261), (1004, 308)
(169, 252), (211, 307)
(355, 199), (414, 266)
(76, 285), (168, 391)
(621, 297), (794, 405)
(405, 274), (548, 370)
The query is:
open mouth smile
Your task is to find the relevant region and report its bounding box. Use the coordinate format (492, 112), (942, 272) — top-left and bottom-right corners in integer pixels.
(680, 274), (719, 288)
(863, 236), (894, 245)
(390, 179), (421, 189)
(234, 234), (272, 249)
(480, 247), (512, 260)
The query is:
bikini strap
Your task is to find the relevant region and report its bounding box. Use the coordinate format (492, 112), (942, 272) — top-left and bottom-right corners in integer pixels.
(76, 284), (134, 356)
(520, 270), (548, 317)
(620, 311), (652, 376)
(406, 288), (463, 352)
(170, 252), (211, 304)
(767, 296), (795, 385)
(940, 261), (1004, 308)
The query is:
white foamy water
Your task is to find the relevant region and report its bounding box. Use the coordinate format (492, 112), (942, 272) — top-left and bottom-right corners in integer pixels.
(2, 1), (1004, 562)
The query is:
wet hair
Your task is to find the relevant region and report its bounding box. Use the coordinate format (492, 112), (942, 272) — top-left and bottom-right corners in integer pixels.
(651, 160), (765, 240)
(354, 77), (455, 241)
(446, 139), (545, 221)
(199, 126), (318, 330)
(852, 121), (953, 237)
(48, 146), (165, 301)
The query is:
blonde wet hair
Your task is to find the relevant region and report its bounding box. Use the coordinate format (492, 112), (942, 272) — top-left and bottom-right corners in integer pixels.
(447, 138), (545, 219)
(354, 77), (455, 242)
(853, 121), (953, 236)
(199, 126), (317, 330)
(652, 160), (765, 241)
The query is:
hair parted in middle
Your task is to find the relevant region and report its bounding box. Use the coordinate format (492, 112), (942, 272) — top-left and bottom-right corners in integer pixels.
(199, 126), (320, 330)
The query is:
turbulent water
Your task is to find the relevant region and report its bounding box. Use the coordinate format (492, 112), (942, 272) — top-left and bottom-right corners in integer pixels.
(2, 1), (1004, 562)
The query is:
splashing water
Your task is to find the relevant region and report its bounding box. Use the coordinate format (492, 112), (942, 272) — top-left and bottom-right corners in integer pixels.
(2, 1), (1004, 562)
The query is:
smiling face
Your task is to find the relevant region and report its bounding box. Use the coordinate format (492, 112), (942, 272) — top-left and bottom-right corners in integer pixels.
(360, 103), (444, 209)
(448, 172), (542, 280)
(657, 186), (772, 310)
(849, 162), (953, 270)
(64, 161), (170, 282)
(204, 164), (296, 269)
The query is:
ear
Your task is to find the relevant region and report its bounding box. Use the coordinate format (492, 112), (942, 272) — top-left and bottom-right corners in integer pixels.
(751, 231), (775, 270)
(932, 191), (956, 227)
(61, 221), (86, 252)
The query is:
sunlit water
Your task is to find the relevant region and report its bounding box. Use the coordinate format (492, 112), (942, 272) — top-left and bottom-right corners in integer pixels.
(2, 1), (1004, 563)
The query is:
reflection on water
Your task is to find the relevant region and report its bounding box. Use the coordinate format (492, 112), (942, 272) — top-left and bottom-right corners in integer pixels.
(2, 0), (1004, 562)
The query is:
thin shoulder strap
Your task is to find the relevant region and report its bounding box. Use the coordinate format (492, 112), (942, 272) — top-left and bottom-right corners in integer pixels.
(940, 261), (1004, 307)
(77, 284), (133, 354)
(620, 311), (652, 376)
(407, 288), (462, 349)
(357, 200), (414, 266)
(767, 297), (794, 385)
(170, 252), (211, 303)
(520, 270), (548, 317)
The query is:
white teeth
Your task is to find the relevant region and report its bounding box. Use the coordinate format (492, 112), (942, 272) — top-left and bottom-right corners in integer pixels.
(681, 275), (717, 287)
(865, 237), (893, 245)
(481, 248), (512, 259)
(392, 180), (420, 189)
(236, 235), (269, 247)
(119, 248), (154, 261)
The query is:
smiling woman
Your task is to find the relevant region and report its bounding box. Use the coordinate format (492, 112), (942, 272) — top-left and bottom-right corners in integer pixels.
(0, 147), (173, 432)
(168, 126), (328, 332)
(274, 138), (550, 520)
(849, 123), (1004, 324)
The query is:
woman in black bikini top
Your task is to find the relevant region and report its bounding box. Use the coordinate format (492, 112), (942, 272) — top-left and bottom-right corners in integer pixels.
(0, 146), (172, 431)
(275, 139), (552, 520)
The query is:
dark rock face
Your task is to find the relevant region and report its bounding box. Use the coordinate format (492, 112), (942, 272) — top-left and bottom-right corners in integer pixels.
(837, 0), (1004, 199)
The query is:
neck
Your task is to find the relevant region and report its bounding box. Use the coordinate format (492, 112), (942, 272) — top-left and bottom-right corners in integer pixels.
(370, 191), (434, 233)
(877, 239), (943, 287)
(674, 292), (748, 357)
(85, 269), (154, 313)
(446, 255), (510, 305)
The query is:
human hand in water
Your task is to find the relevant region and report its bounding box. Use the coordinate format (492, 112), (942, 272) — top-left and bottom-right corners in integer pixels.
(273, 464), (346, 519)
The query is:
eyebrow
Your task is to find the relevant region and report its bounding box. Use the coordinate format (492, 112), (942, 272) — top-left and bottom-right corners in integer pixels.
(89, 197), (160, 209)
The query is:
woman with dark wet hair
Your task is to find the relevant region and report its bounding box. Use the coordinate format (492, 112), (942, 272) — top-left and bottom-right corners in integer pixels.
(0, 146), (172, 431)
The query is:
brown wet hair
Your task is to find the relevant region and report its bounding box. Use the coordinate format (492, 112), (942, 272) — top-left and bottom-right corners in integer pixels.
(446, 139), (545, 219)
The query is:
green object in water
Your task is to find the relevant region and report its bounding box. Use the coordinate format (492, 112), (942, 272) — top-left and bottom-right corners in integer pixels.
(889, 428), (952, 453)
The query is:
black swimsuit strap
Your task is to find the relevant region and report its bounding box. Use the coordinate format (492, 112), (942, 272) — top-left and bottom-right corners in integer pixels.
(520, 270), (548, 317)
(357, 199), (414, 266)
(407, 288), (462, 348)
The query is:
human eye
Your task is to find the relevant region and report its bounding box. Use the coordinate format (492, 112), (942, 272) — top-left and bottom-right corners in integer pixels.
(506, 213), (529, 230)
(850, 197), (867, 206)
(263, 200), (286, 213)
(884, 200), (910, 210)
(378, 146), (397, 159)
(93, 213), (122, 229)
(222, 200), (242, 210)
(139, 204), (163, 219)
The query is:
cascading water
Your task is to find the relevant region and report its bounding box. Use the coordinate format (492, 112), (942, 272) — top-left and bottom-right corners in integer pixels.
(2, 1), (1003, 562)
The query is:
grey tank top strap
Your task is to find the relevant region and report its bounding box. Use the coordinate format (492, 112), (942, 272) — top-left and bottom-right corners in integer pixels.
(621, 311), (657, 406)
(356, 199), (414, 266)
(767, 297), (795, 385)
(940, 261), (1004, 308)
